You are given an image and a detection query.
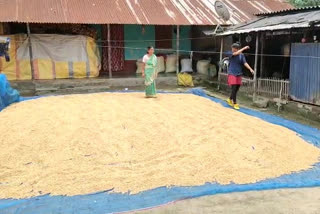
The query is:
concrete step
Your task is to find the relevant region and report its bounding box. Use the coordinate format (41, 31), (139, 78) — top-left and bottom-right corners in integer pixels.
(35, 85), (111, 96)
(33, 76), (177, 89)
(34, 79), (110, 89)
(11, 75), (179, 96)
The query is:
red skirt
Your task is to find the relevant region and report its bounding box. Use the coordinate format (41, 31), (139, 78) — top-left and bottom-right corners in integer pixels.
(228, 75), (242, 85)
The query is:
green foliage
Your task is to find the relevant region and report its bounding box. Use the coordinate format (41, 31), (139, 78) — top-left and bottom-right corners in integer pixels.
(289, 0), (320, 7)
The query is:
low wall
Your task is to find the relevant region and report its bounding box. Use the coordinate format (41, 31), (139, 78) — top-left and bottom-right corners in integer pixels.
(10, 76), (178, 96)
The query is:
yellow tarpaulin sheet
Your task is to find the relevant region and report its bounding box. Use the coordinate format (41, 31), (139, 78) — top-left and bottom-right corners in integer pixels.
(0, 34), (101, 80)
(178, 73), (194, 87)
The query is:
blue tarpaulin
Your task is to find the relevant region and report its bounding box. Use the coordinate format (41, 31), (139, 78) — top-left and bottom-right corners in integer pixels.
(290, 43), (320, 105)
(0, 74), (21, 111)
(0, 88), (320, 214)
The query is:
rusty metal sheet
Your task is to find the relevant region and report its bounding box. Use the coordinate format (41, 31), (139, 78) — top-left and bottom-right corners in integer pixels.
(18, 0), (66, 23)
(0, 0), (293, 25)
(0, 0), (16, 22)
(256, 5), (320, 16)
(211, 9), (320, 36)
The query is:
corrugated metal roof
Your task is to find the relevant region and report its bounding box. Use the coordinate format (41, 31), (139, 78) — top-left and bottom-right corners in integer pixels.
(209, 9), (320, 36)
(256, 5), (320, 16)
(0, 0), (293, 25)
(0, 0), (16, 22)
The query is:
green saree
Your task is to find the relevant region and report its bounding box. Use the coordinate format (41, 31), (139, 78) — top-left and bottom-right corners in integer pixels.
(144, 54), (158, 98)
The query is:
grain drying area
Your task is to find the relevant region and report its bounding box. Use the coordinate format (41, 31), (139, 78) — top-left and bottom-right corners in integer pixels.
(1, 93), (319, 199)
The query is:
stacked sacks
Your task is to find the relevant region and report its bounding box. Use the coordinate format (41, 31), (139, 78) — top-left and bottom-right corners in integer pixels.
(136, 56), (165, 74)
(180, 58), (193, 73)
(178, 58), (194, 87)
(197, 60), (210, 75)
(136, 59), (144, 74)
(178, 73), (194, 87)
(156, 56), (165, 73)
(0, 74), (21, 111)
(165, 55), (177, 73)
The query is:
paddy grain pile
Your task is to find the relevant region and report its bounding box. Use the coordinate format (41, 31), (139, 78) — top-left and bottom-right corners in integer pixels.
(0, 93), (319, 199)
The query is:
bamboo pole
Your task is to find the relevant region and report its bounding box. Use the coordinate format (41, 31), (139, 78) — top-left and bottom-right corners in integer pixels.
(107, 24), (112, 78)
(176, 25), (180, 74)
(260, 32), (265, 78)
(253, 33), (259, 100)
(217, 37), (224, 90)
(26, 23), (35, 80)
(257, 78), (261, 96)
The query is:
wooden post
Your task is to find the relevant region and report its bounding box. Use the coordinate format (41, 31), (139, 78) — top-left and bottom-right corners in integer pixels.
(107, 24), (112, 78)
(26, 23), (35, 80)
(253, 33), (259, 101)
(260, 32), (265, 78)
(257, 78), (260, 96)
(217, 36), (224, 90)
(176, 25), (180, 74)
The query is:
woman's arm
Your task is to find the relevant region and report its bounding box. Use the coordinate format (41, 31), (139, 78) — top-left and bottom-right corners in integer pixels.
(142, 63), (145, 77)
(233, 46), (250, 56)
(153, 55), (157, 67)
(244, 62), (254, 75)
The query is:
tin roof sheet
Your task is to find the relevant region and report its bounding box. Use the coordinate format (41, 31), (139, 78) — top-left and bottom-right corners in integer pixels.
(209, 9), (320, 36)
(256, 5), (320, 16)
(0, 0), (293, 25)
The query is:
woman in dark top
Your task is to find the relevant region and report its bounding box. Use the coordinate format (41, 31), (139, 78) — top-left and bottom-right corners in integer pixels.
(226, 43), (254, 110)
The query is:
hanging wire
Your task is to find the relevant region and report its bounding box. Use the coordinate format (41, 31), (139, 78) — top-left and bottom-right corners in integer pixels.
(13, 36), (213, 43)
(7, 36), (320, 59)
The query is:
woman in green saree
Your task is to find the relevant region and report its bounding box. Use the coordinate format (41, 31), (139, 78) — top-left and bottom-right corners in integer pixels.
(142, 47), (158, 98)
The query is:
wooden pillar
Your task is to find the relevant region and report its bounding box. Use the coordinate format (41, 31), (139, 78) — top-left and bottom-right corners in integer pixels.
(0, 23), (4, 35)
(253, 33), (259, 100)
(260, 32), (265, 78)
(289, 29), (292, 62)
(107, 24), (112, 78)
(217, 37), (224, 90)
(176, 25), (180, 74)
(26, 23), (35, 80)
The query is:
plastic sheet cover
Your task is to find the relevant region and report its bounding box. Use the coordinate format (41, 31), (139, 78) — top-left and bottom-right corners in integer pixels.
(0, 74), (20, 111)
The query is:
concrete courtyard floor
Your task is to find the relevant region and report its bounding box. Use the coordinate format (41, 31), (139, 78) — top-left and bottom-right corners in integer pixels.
(133, 188), (320, 214)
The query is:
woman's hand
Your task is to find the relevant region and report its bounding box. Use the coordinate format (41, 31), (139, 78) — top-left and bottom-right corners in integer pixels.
(142, 72), (145, 77)
(244, 63), (254, 76)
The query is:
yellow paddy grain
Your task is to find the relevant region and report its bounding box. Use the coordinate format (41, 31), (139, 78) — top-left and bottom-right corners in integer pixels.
(0, 93), (319, 199)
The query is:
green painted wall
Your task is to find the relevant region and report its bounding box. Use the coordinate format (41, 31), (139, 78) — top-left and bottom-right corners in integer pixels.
(172, 26), (191, 52)
(124, 25), (191, 60)
(124, 25), (155, 60)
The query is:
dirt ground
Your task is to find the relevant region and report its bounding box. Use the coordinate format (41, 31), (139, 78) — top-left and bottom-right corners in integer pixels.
(132, 187), (320, 214)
